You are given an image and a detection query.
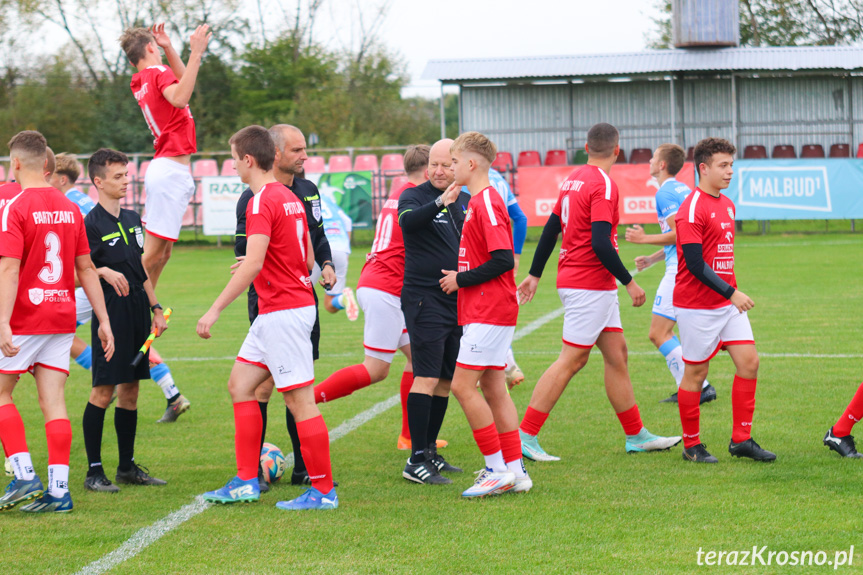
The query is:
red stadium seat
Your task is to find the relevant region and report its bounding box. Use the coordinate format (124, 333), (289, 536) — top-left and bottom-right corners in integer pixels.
(743, 145), (768, 159)
(772, 145), (796, 159)
(629, 148), (652, 164)
(126, 162), (138, 182)
(857, 143), (863, 158)
(381, 153), (404, 173)
(304, 156), (326, 174)
(829, 144), (850, 158)
(353, 154), (378, 172)
(192, 159), (218, 177)
(220, 159), (238, 176)
(545, 149), (568, 166)
(328, 155), (352, 173)
(389, 175), (409, 194)
(800, 144), (825, 158)
(686, 147), (694, 162)
(517, 151), (541, 168)
(616, 149), (627, 164)
(492, 152), (513, 172)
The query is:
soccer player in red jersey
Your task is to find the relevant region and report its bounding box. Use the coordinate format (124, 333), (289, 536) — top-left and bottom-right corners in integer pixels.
(120, 23), (210, 287)
(197, 126), (336, 510)
(440, 132), (530, 498)
(825, 382), (863, 457)
(517, 123), (681, 461)
(673, 137), (775, 464)
(0, 131), (114, 513)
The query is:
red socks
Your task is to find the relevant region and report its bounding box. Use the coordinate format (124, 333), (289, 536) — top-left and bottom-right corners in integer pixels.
(834, 382), (863, 437)
(400, 370), (412, 439)
(520, 407), (549, 436)
(313, 364), (372, 404)
(233, 401), (262, 481)
(297, 415), (333, 493)
(472, 423), (501, 455)
(616, 405), (643, 436)
(45, 419), (72, 465)
(498, 430), (521, 464)
(0, 404), (28, 457)
(678, 389), (702, 448)
(731, 376), (757, 443)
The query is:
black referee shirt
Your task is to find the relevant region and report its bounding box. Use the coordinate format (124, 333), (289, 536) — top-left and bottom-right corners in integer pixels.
(85, 203), (147, 291)
(398, 181), (471, 290)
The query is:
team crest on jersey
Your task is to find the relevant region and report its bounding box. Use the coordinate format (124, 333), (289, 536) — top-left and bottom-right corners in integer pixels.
(29, 288), (44, 305)
(135, 227), (144, 248)
(727, 207), (734, 220)
(464, 207), (473, 222)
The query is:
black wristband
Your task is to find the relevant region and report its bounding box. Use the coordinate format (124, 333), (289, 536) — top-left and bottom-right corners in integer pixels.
(323, 261), (335, 271)
(151, 303), (163, 312)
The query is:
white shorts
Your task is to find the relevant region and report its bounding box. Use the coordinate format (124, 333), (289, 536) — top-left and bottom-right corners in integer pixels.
(558, 288), (622, 349)
(237, 306), (316, 392)
(311, 250), (349, 297)
(674, 305), (755, 364)
(75, 287), (92, 326)
(0, 334), (74, 375)
(456, 323), (515, 370)
(142, 157), (195, 242)
(652, 271), (677, 321)
(356, 287), (409, 363)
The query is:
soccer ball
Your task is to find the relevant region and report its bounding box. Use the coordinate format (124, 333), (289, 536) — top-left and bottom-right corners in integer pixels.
(260, 442), (286, 483)
(4, 457), (12, 477)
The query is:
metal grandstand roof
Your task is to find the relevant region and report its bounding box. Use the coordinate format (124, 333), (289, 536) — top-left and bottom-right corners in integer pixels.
(423, 46), (863, 82)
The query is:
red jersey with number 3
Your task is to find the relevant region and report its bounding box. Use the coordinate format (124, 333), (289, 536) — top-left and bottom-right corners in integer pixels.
(552, 164), (620, 291)
(246, 182), (314, 314)
(357, 181), (408, 297)
(0, 187), (89, 334)
(457, 187), (518, 327)
(130, 65), (197, 158)
(674, 189), (737, 310)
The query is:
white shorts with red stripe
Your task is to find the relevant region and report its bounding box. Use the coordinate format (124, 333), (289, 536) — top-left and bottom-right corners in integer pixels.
(75, 287), (93, 326)
(558, 288), (622, 349)
(356, 287), (409, 363)
(0, 333), (74, 375)
(674, 304), (755, 364)
(142, 157), (195, 242)
(237, 306), (316, 391)
(456, 323), (514, 371)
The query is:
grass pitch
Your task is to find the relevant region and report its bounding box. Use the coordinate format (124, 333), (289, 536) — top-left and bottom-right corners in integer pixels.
(1, 229), (862, 574)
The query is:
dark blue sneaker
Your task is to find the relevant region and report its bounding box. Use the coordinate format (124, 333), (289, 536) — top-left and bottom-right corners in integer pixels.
(203, 476), (260, 504)
(0, 476), (44, 511)
(20, 491), (73, 513)
(275, 487), (338, 510)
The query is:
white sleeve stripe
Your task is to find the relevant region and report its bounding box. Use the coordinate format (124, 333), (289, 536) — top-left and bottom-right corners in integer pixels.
(688, 191), (700, 223)
(483, 189), (498, 226)
(252, 188), (263, 215)
(598, 168), (612, 200)
(1, 191), (25, 232)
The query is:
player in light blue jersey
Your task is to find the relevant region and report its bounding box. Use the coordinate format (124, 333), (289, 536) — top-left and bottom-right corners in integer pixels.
(625, 144), (715, 404)
(50, 154), (189, 422)
(311, 184), (358, 320)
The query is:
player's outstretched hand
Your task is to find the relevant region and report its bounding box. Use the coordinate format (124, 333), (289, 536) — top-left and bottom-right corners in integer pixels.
(625, 224), (645, 244)
(441, 182), (460, 207)
(197, 309), (220, 339)
(150, 23), (172, 49)
(634, 255), (651, 272)
(101, 269), (129, 297)
(189, 24), (212, 56)
(625, 279), (646, 307)
(517, 275), (540, 304)
(98, 321), (115, 362)
(320, 264), (337, 290)
(439, 269), (459, 294)
(0, 323), (20, 357)
(730, 290), (754, 313)
(153, 309), (168, 337)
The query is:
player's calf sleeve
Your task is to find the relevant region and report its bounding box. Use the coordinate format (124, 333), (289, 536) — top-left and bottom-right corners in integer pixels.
(400, 371), (412, 439)
(297, 415), (333, 493)
(114, 407), (137, 472)
(331, 294), (346, 310)
(313, 364), (372, 404)
(407, 393), (432, 463)
(151, 363), (180, 402)
(473, 423), (505, 472)
(426, 395), (448, 446)
(258, 401), (268, 453)
(833, 381), (863, 437)
(82, 402), (106, 470)
(731, 376), (757, 443)
(616, 405), (644, 436)
(233, 401), (262, 481)
(46, 419), (72, 496)
(74, 346), (93, 371)
(286, 408), (305, 473)
(659, 337), (684, 387)
(0, 404), (34, 480)
(520, 406), (550, 437)
(499, 429), (525, 477)
(678, 389), (702, 448)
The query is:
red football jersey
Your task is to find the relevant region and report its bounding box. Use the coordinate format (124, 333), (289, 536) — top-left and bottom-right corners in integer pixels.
(674, 188), (738, 310)
(0, 187), (89, 334)
(130, 66), (197, 158)
(552, 165), (620, 291)
(246, 182), (315, 314)
(0, 182), (22, 213)
(357, 181), (408, 297)
(457, 187), (518, 327)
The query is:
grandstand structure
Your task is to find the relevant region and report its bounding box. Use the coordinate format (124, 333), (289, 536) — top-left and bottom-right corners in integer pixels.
(423, 46), (863, 169)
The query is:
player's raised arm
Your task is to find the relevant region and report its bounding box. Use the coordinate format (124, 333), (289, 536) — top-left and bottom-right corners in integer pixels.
(150, 23), (186, 79)
(161, 24), (211, 109)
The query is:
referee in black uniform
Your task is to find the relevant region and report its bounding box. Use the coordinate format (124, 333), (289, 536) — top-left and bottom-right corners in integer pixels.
(398, 138), (471, 484)
(81, 148), (167, 492)
(234, 124), (336, 489)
